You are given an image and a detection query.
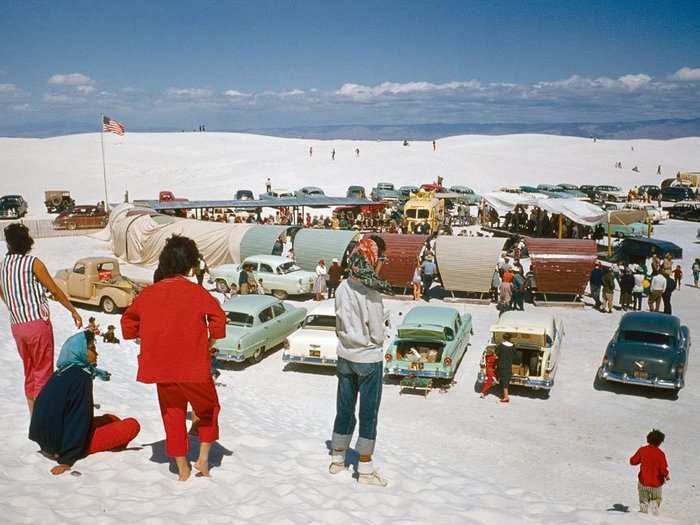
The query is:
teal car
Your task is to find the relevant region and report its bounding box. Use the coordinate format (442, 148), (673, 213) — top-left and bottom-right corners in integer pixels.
(214, 295), (307, 364)
(384, 306), (472, 379)
(448, 185), (481, 205)
(608, 222), (647, 238)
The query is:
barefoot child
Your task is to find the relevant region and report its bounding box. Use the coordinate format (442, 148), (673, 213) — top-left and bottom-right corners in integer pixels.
(479, 346), (498, 398)
(29, 331), (140, 475)
(630, 429), (669, 515)
(87, 317), (101, 335)
(121, 235), (226, 481)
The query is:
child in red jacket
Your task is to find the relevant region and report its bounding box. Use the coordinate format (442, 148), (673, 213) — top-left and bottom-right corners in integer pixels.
(479, 347), (498, 398)
(121, 235), (226, 481)
(630, 429), (669, 515)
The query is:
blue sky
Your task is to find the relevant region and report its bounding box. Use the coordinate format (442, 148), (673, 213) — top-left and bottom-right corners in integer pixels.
(1, 0), (699, 135)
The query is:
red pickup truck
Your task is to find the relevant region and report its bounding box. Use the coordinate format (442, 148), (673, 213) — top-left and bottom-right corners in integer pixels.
(159, 191), (189, 217)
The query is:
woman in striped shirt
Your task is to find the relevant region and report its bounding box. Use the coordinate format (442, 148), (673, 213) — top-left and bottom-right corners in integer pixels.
(0, 224), (82, 415)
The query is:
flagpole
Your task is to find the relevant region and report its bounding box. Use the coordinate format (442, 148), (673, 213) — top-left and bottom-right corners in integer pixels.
(100, 114), (110, 211)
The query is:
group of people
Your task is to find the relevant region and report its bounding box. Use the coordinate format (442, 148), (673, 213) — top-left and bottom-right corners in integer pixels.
(485, 205), (602, 240)
(491, 257), (532, 314)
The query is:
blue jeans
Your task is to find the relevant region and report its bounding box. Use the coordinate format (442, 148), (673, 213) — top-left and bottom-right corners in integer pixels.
(332, 357), (383, 456)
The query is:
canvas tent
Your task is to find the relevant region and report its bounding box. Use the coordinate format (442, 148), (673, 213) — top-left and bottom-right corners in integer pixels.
(525, 238), (597, 295)
(435, 237), (506, 293)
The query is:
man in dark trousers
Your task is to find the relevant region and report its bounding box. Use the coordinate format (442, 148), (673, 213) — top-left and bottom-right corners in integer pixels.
(327, 258), (342, 299)
(589, 261), (604, 310)
(496, 333), (516, 403)
(662, 273), (676, 314)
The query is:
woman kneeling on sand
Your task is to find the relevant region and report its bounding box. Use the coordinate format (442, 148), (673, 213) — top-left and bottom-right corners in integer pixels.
(121, 235), (226, 481)
(29, 330), (140, 475)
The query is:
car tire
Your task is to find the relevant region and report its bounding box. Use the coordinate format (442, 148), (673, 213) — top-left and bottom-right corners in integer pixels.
(272, 289), (288, 300)
(249, 346), (264, 363)
(67, 222), (77, 231)
(215, 279), (230, 294)
(593, 370), (606, 390)
(101, 296), (117, 314)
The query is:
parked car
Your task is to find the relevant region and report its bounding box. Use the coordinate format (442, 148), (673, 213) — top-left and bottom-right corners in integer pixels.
(213, 295), (306, 363)
(53, 205), (109, 230)
(595, 185), (627, 202)
(0, 195), (28, 219)
(661, 186), (696, 202)
(624, 202), (668, 223)
(371, 182), (399, 203)
(346, 185), (367, 199)
(554, 184), (588, 199)
(235, 189), (255, 200)
(209, 255), (315, 299)
(398, 185), (419, 205)
(295, 186), (325, 198)
(384, 306), (472, 380)
(477, 311), (564, 391)
(638, 185), (661, 199)
(664, 201), (700, 221)
(259, 188), (293, 200)
(608, 222), (647, 238)
(596, 312), (690, 392)
(447, 185), (480, 205)
(578, 185), (597, 200)
(53, 257), (141, 314)
(283, 301), (391, 367)
(44, 190), (74, 213)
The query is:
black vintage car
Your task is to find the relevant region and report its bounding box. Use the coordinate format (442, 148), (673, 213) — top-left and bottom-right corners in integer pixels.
(664, 201), (700, 221)
(0, 195), (28, 219)
(578, 185), (597, 200)
(638, 185), (661, 199)
(661, 186), (696, 202)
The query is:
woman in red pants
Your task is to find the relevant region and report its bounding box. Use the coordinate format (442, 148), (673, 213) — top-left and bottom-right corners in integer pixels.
(121, 235), (226, 481)
(29, 331), (140, 475)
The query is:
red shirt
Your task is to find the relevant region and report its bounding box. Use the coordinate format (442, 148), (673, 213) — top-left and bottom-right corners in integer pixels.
(484, 354), (497, 376)
(121, 276), (226, 384)
(630, 445), (669, 488)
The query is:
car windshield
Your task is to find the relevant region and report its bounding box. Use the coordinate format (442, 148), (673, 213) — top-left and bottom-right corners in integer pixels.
(226, 311), (254, 327)
(278, 261), (301, 274)
(405, 209), (417, 218)
(417, 209), (430, 219)
(302, 314), (336, 330)
(619, 330), (673, 346)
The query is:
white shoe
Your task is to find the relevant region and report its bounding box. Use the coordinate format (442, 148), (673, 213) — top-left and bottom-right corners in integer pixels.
(329, 461), (347, 475)
(357, 470), (388, 487)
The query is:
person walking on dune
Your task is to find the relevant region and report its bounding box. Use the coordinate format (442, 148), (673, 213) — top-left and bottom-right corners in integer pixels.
(329, 251), (392, 486)
(331, 148), (336, 160)
(0, 223), (83, 416)
(121, 235), (226, 481)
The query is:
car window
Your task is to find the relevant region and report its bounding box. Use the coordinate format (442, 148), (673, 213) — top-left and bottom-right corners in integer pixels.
(272, 303), (286, 317)
(258, 263), (273, 273)
(226, 312), (254, 327)
(278, 262), (301, 274)
(259, 306), (274, 323)
(620, 330), (673, 346)
(417, 209), (430, 219)
(73, 263), (86, 275)
(406, 209), (417, 218)
(302, 314), (336, 330)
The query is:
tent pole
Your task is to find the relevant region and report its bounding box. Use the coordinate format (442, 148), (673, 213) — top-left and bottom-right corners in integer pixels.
(558, 214), (564, 239)
(607, 211), (612, 257)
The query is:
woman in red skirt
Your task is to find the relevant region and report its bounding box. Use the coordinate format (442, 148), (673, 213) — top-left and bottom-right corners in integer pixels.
(122, 235), (226, 481)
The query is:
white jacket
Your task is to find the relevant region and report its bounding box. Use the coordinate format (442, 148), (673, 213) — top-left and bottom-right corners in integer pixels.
(335, 278), (385, 363)
(633, 274), (645, 294)
(650, 274), (667, 293)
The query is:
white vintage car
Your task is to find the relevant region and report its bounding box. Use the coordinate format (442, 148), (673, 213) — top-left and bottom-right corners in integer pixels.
(282, 300), (391, 367)
(477, 311), (564, 391)
(624, 202), (669, 224)
(209, 255), (315, 299)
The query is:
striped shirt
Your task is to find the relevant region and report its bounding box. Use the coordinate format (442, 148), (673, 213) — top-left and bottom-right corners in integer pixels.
(0, 254), (50, 325)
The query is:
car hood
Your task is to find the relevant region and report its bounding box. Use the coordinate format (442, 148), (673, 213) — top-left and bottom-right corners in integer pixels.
(610, 342), (678, 378)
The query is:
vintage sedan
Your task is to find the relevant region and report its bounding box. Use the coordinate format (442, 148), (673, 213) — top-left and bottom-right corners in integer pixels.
(664, 201), (700, 222)
(624, 202), (669, 224)
(597, 312), (690, 391)
(53, 205), (108, 230)
(209, 255), (315, 299)
(282, 301), (391, 367)
(214, 295), (306, 363)
(384, 306), (472, 380)
(478, 311), (564, 391)
(0, 195), (28, 219)
(448, 185), (480, 205)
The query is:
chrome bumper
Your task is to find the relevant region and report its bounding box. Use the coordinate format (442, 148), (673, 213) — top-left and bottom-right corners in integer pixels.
(477, 371), (554, 390)
(598, 367), (683, 390)
(282, 351), (336, 366)
(215, 351), (247, 363)
(385, 366), (452, 379)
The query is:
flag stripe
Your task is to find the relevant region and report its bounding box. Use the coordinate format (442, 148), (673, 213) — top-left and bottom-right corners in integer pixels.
(103, 115), (125, 135)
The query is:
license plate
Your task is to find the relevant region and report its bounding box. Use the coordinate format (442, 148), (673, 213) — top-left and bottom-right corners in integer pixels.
(409, 362), (424, 370)
(633, 371), (648, 379)
(309, 349), (320, 357)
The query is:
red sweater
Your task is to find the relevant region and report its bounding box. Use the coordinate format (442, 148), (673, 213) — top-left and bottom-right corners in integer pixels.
(630, 445), (669, 488)
(484, 354), (497, 376)
(121, 276), (226, 384)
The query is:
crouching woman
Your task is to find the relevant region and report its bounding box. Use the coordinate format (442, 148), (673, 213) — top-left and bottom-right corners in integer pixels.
(29, 330), (140, 475)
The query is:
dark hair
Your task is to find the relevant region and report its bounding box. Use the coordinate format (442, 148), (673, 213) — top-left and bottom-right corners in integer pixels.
(4, 223), (34, 255)
(157, 235), (200, 279)
(89, 317), (96, 323)
(647, 429), (665, 446)
(84, 330), (95, 346)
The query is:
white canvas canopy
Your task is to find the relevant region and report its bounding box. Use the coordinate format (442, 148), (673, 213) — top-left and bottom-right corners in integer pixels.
(483, 193), (606, 226)
(482, 191), (545, 216)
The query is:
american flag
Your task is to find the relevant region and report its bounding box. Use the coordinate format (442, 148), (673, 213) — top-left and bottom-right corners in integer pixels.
(102, 115), (125, 135)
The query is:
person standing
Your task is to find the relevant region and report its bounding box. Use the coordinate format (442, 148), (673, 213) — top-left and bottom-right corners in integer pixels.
(0, 223), (83, 415)
(29, 330), (140, 476)
(672, 265), (682, 289)
(620, 269), (635, 311)
(331, 148), (336, 160)
(309, 146), (313, 157)
(498, 277), (513, 316)
(630, 429), (669, 515)
(355, 147), (360, 158)
(314, 259), (327, 301)
(602, 267), (615, 313)
(432, 140), (436, 151)
(329, 252), (391, 486)
(121, 235), (226, 481)
(411, 263), (422, 301)
(632, 268), (645, 311)
(649, 272), (666, 312)
(495, 333), (515, 403)
(194, 255), (209, 287)
(265, 178), (272, 193)
(662, 273), (676, 314)
(511, 271), (525, 311)
(327, 258), (342, 299)
(420, 254), (436, 301)
(589, 262), (604, 310)
(479, 346), (498, 398)
(693, 258), (700, 287)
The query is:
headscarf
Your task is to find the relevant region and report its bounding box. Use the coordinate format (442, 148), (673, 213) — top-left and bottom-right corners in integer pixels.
(355, 238), (380, 266)
(347, 251), (393, 294)
(56, 332), (111, 381)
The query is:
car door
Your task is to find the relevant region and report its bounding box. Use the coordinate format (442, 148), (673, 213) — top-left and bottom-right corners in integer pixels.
(68, 262), (91, 299)
(258, 306), (275, 347)
(549, 320), (563, 374)
(257, 263), (275, 292)
(271, 302), (289, 345)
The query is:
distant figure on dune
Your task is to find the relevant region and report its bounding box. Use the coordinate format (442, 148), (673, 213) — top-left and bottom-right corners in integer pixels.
(309, 146), (313, 157)
(331, 148), (336, 160)
(657, 165), (662, 175)
(265, 178), (272, 192)
(432, 139), (436, 151)
(355, 147), (360, 157)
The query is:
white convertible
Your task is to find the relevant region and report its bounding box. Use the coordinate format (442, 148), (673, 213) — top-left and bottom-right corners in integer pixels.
(283, 301), (391, 367)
